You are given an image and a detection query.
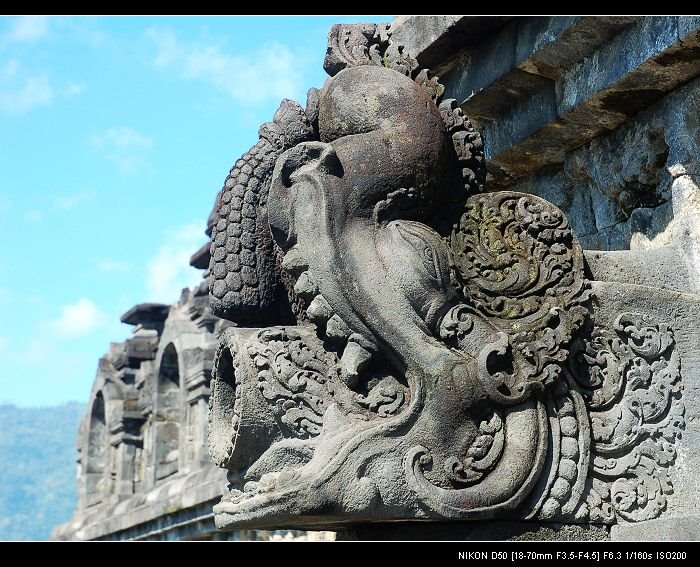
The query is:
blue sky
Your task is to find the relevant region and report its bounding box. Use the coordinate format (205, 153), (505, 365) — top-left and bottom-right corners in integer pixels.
(0, 15), (384, 407)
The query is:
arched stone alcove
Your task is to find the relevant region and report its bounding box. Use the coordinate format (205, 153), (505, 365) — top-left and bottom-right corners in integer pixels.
(154, 343), (182, 480)
(85, 392), (107, 506)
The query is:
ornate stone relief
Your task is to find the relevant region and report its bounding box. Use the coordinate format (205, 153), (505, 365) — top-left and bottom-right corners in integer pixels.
(568, 314), (683, 524)
(206, 23), (684, 530)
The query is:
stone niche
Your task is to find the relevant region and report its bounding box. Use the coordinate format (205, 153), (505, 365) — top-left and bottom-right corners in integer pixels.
(205, 17), (700, 541)
(53, 294), (237, 541)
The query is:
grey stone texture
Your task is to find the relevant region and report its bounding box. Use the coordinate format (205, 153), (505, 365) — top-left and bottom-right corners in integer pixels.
(56, 16), (700, 541)
(338, 521), (610, 541)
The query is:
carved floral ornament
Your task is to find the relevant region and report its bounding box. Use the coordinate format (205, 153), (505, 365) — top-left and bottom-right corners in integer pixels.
(206, 23), (684, 530)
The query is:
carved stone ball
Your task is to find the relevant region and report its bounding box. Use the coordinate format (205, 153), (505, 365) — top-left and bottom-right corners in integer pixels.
(316, 65), (457, 218)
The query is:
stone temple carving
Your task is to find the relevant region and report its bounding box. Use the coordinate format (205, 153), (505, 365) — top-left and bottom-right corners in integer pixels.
(206, 23), (685, 532)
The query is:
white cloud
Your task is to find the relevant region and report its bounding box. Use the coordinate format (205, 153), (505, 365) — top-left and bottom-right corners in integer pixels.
(6, 16), (50, 43)
(17, 192), (93, 223)
(53, 191), (93, 210)
(0, 194), (10, 215)
(0, 71), (53, 114)
(92, 126), (153, 151)
(0, 336), (6, 350)
(46, 298), (106, 340)
(146, 28), (304, 106)
(97, 259), (132, 273)
(2, 59), (19, 77)
(146, 221), (206, 303)
(92, 126), (154, 173)
(64, 82), (85, 97)
(0, 57), (81, 115)
(25, 210), (43, 222)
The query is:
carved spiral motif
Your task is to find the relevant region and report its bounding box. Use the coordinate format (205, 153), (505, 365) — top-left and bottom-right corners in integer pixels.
(248, 328), (336, 438)
(453, 193), (585, 322)
(452, 192), (589, 405)
(569, 312), (684, 523)
(444, 410), (504, 485)
(323, 23), (390, 76)
(438, 98), (484, 196)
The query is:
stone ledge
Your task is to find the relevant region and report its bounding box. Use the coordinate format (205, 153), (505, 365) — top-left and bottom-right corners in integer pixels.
(54, 464), (226, 541)
(389, 16), (511, 74)
(612, 515), (700, 541)
(584, 247), (692, 292)
(395, 17), (700, 188)
(337, 521), (610, 541)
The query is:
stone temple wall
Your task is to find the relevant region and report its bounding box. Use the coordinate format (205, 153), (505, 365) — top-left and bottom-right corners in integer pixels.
(52, 280), (334, 541)
(51, 286), (234, 540)
(393, 16), (700, 278)
(55, 16), (700, 541)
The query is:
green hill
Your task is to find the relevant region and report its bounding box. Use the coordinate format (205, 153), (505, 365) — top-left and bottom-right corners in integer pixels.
(0, 402), (84, 541)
